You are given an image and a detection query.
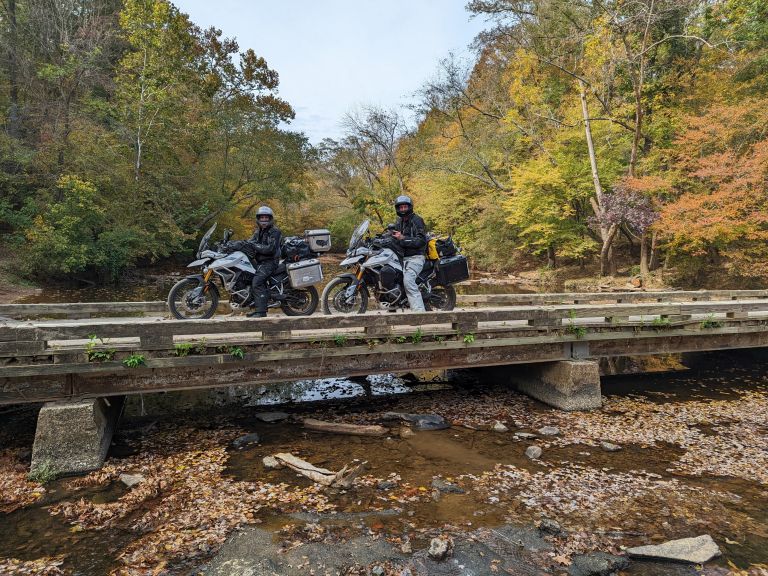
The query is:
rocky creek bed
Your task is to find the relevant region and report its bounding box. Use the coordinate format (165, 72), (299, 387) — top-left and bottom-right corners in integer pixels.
(1, 363), (767, 575)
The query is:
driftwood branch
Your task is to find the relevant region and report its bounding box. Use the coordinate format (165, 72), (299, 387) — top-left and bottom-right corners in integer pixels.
(303, 418), (388, 436)
(272, 452), (368, 488)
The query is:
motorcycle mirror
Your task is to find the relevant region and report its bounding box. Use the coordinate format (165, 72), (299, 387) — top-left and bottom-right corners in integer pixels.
(223, 229), (233, 242)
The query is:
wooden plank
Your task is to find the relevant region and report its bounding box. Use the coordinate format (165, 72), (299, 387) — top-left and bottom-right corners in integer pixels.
(0, 341), (46, 357)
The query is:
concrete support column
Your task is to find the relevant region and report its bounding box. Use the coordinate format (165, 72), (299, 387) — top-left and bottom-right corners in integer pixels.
(31, 396), (125, 476)
(511, 360), (602, 411)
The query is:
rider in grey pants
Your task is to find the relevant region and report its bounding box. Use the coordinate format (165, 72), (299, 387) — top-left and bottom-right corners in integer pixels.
(391, 195), (427, 312)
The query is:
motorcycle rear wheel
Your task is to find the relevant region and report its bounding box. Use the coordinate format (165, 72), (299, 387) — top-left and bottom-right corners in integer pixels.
(280, 286), (319, 316)
(424, 285), (456, 312)
(322, 276), (368, 315)
(168, 278), (219, 320)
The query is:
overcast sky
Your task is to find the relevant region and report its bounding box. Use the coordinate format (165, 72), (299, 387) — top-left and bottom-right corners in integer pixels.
(174, 1), (488, 143)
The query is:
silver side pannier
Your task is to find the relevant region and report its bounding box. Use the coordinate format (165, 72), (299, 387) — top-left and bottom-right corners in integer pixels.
(305, 229), (331, 252)
(287, 258), (323, 288)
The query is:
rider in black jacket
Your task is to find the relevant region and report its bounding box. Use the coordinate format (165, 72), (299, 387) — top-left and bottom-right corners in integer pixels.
(391, 195), (427, 311)
(227, 206), (282, 317)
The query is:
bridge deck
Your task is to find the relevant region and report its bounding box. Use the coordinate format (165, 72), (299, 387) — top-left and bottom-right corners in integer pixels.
(2, 291), (768, 405)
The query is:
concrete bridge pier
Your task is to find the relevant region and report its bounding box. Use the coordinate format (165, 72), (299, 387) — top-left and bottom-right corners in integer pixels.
(479, 360), (602, 411)
(30, 396), (125, 477)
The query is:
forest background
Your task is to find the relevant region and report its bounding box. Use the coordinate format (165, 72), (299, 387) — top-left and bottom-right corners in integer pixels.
(0, 0), (766, 288)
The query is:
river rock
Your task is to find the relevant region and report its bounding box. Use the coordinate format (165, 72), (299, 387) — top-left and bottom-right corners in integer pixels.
(626, 535), (721, 563)
(600, 441), (622, 452)
(254, 411), (289, 423)
(262, 455), (284, 470)
(568, 552), (629, 576)
(371, 566), (386, 576)
(431, 478), (466, 494)
(231, 433), (260, 448)
(381, 412), (450, 431)
(377, 480), (397, 490)
(537, 518), (562, 535)
(538, 426), (560, 436)
(515, 432), (537, 440)
(492, 421), (509, 432)
(399, 426), (415, 439)
(526, 445), (543, 460)
(119, 473), (145, 488)
(428, 536), (453, 561)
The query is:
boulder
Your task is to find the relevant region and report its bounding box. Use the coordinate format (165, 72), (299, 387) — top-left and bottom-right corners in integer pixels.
(119, 473), (145, 488)
(526, 446), (543, 460)
(538, 426), (560, 436)
(231, 433), (260, 449)
(537, 518), (562, 535)
(254, 411), (289, 423)
(626, 535), (721, 564)
(428, 536), (453, 561)
(600, 441), (622, 452)
(514, 432), (537, 440)
(431, 478), (466, 494)
(381, 412), (450, 431)
(262, 455), (284, 470)
(568, 552), (629, 576)
(492, 421), (509, 432)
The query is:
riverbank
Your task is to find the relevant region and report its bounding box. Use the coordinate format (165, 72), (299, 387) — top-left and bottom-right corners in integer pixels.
(1, 361), (766, 575)
(0, 251), (41, 304)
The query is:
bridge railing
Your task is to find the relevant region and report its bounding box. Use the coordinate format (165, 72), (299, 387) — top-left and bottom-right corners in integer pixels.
(2, 298), (768, 365)
(3, 290), (768, 320)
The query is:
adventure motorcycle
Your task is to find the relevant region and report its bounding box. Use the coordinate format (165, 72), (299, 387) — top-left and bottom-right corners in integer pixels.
(321, 219), (467, 315)
(168, 223), (324, 319)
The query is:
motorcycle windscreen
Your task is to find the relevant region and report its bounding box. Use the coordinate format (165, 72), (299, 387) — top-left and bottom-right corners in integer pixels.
(348, 219), (370, 250)
(198, 223), (217, 255)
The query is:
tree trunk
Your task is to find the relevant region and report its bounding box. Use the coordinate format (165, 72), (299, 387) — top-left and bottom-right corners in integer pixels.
(6, 0), (21, 138)
(546, 245), (556, 269)
(580, 80), (615, 276)
(640, 231), (649, 276)
(649, 230), (659, 271)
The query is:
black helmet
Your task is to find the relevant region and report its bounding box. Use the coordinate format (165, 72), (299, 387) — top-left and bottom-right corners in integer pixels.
(394, 195), (413, 218)
(256, 205), (274, 228)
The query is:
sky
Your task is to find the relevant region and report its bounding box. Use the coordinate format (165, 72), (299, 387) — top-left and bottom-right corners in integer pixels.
(173, 1), (489, 143)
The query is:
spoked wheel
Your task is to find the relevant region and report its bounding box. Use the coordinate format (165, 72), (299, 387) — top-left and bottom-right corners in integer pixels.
(167, 278), (220, 319)
(424, 284), (456, 312)
(322, 276), (368, 314)
(280, 286), (319, 316)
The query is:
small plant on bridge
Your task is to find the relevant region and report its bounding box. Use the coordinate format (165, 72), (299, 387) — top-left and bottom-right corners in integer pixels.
(174, 342), (195, 357)
(434, 335), (446, 343)
(651, 317), (672, 330)
(333, 334), (348, 347)
(123, 354), (146, 368)
(229, 346), (244, 360)
(565, 311), (587, 339)
(85, 334), (115, 362)
(700, 314), (724, 329)
(410, 328), (423, 344)
(462, 332), (476, 344)
(395, 335), (407, 344)
(28, 460), (58, 484)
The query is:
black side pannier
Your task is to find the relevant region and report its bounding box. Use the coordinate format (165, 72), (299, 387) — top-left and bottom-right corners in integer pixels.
(436, 254), (470, 285)
(435, 237), (458, 258)
(281, 236), (313, 262)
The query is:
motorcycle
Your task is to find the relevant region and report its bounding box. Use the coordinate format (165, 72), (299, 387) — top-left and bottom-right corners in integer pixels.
(321, 219), (459, 314)
(168, 223), (322, 319)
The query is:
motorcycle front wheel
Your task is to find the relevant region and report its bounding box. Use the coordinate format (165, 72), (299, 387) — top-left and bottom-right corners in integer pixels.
(322, 277), (368, 315)
(167, 278), (220, 320)
(424, 284), (456, 312)
(281, 286), (319, 316)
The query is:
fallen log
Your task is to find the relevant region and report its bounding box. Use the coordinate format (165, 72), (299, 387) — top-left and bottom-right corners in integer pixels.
(303, 418), (388, 436)
(272, 452), (367, 488)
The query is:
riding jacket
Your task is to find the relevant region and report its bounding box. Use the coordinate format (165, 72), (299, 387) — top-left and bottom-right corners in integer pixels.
(393, 214), (427, 257)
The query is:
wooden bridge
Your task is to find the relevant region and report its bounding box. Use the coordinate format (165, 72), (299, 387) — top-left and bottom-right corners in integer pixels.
(3, 289), (768, 475)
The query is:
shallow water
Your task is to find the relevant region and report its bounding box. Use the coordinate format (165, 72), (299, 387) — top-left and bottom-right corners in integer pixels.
(2, 363), (767, 574)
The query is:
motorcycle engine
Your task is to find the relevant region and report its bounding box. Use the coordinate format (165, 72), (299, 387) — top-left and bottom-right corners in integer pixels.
(229, 275), (252, 308)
